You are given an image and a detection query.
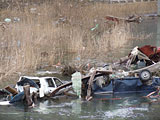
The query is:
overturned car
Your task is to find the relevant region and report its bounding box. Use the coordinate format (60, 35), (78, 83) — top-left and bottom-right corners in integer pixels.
(82, 44), (160, 100)
(82, 69), (160, 101)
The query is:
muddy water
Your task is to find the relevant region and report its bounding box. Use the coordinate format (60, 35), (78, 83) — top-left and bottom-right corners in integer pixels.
(0, 94), (160, 120)
(0, 17), (160, 120)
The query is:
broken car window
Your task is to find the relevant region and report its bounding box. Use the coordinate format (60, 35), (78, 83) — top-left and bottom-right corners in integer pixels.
(54, 78), (63, 87)
(46, 78), (55, 87)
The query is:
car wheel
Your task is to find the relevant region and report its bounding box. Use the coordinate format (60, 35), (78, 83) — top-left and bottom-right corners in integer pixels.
(139, 69), (152, 81)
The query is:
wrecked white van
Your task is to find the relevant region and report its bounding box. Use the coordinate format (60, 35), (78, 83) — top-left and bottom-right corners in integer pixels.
(15, 76), (64, 98)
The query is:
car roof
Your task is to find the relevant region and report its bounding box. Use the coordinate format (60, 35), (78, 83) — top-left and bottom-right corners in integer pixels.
(20, 76), (58, 80)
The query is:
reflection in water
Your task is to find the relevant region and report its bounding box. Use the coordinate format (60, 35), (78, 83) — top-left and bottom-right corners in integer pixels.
(34, 100), (52, 114)
(72, 99), (81, 115)
(104, 107), (147, 119)
(0, 94), (160, 120)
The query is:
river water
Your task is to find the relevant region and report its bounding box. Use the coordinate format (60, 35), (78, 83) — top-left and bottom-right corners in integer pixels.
(0, 17), (160, 120)
(0, 94), (160, 120)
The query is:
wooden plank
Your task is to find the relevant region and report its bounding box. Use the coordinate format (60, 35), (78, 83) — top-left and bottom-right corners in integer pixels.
(86, 71), (97, 101)
(5, 86), (18, 95)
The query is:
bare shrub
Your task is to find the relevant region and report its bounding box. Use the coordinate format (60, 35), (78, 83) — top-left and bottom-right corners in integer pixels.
(0, 0), (156, 83)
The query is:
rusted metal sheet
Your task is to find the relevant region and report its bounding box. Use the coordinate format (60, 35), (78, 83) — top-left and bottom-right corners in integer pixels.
(138, 45), (157, 58)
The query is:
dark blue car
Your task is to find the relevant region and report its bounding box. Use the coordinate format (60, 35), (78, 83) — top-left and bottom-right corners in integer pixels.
(92, 77), (160, 95)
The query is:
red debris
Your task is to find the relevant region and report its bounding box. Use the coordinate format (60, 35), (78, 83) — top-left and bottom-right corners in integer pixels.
(139, 45), (160, 62)
(138, 45), (156, 57)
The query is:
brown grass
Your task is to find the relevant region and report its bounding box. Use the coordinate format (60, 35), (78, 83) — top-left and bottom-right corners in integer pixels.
(0, 0), (157, 84)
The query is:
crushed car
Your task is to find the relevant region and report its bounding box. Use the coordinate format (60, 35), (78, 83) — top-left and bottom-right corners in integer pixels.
(15, 76), (65, 98)
(2, 76), (73, 106)
(82, 45), (160, 100)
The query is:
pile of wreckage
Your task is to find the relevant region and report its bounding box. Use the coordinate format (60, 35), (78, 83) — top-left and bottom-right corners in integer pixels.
(0, 76), (75, 106)
(105, 15), (143, 24)
(1, 45), (160, 106)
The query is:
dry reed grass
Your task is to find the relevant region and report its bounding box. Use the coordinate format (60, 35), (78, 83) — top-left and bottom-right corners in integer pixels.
(0, 0), (156, 83)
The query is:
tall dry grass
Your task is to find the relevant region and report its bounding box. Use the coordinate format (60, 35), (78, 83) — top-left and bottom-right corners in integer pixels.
(0, 0), (156, 83)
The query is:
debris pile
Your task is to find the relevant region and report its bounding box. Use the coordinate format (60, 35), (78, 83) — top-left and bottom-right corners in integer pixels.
(1, 45), (160, 106)
(0, 76), (74, 107)
(105, 15), (142, 24)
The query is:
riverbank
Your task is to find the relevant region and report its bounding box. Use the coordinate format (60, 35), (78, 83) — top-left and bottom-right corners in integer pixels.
(0, 0), (157, 84)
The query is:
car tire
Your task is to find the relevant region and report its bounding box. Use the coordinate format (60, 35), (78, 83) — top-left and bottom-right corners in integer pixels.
(139, 69), (152, 81)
